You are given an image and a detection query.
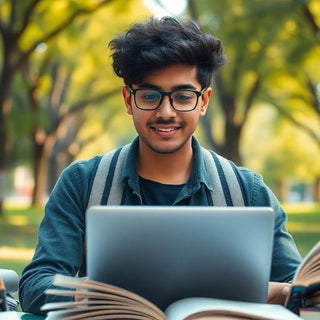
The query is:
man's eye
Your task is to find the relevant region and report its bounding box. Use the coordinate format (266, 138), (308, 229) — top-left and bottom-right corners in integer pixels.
(174, 92), (194, 101)
(140, 91), (160, 101)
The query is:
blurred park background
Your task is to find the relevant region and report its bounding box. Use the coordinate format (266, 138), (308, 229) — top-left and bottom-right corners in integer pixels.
(0, 0), (319, 277)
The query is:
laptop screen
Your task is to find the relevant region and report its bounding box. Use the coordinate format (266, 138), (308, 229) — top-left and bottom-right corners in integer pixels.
(86, 206), (274, 310)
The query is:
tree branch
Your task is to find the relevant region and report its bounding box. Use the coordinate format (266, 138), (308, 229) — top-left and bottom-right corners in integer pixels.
(273, 102), (320, 148)
(56, 87), (119, 129)
(14, 0), (40, 40)
(14, 0), (114, 69)
(304, 73), (320, 116)
(300, 1), (320, 37)
(243, 76), (261, 121)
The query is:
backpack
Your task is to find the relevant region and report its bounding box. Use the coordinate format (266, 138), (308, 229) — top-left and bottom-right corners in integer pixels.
(87, 143), (246, 208)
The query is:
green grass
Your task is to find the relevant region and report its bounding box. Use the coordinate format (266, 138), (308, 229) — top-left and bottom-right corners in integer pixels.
(282, 202), (320, 257)
(0, 203), (319, 277)
(0, 205), (43, 276)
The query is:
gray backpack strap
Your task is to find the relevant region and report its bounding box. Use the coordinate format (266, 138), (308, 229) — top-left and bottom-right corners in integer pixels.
(105, 144), (131, 205)
(202, 148), (245, 206)
(88, 143), (244, 208)
(87, 144), (131, 208)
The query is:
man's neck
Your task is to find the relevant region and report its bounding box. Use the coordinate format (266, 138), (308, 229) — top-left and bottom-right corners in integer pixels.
(138, 142), (193, 185)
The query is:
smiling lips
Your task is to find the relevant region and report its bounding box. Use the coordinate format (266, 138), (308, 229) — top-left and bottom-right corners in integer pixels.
(155, 127), (178, 132)
(149, 120), (181, 135)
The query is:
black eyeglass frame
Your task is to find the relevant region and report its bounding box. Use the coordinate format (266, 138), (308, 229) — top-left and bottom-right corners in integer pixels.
(127, 86), (207, 112)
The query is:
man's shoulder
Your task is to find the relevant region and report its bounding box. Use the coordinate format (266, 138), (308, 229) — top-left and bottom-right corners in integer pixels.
(202, 148), (257, 175)
(68, 155), (104, 172)
(201, 147), (263, 190)
(66, 144), (133, 180)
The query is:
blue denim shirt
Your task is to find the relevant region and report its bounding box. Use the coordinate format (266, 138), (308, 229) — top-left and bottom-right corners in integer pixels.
(19, 136), (302, 315)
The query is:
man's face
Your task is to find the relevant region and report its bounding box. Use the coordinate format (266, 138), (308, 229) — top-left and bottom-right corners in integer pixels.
(122, 64), (212, 155)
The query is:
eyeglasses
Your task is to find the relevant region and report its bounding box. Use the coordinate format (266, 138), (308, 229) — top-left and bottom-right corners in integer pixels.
(127, 87), (206, 112)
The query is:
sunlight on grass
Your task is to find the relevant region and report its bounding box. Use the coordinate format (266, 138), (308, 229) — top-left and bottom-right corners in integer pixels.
(5, 215), (29, 226)
(282, 202), (320, 214)
(0, 247), (34, 261)
(286, 221), (320, 232)
(4, 203), (32, 210)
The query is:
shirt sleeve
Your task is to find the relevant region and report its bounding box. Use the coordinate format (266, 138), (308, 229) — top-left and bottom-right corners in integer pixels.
(18, 157), (100, 315)
(238, 167), (303, 282)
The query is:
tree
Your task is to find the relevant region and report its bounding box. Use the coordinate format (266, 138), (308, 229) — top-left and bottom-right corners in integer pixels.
(0, 0), (116, 214)
(185, 0), (320, 200)
(263, 64), (320, 200)
(20, 57), (119, 204)
(7, 0), (151, 205)
(187, 0), (293, 165)
(241, 103), (320, 201)
(261, 0), (320, 200)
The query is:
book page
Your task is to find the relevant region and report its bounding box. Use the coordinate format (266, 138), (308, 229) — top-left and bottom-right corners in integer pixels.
(164, 297), (302, 320)
(45, 308), (159, 320)
(0, 312), (20, 320)
(42, 275), (167, 320)
(285, 241), (320, 313)
(185, 314), (255, 320)
(293, 241), (320, 283)
(42, 298), (162, 320)
(294, 254), (320, 285)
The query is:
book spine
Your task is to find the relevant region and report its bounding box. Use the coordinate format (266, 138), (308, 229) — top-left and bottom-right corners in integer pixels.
(286, 286), (305, 314)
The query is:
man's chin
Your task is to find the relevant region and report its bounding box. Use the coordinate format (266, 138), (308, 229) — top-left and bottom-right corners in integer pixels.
(147, 141), (186, 154)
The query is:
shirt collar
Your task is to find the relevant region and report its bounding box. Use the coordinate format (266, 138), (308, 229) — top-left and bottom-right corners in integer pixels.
(122, 136), (214, 192)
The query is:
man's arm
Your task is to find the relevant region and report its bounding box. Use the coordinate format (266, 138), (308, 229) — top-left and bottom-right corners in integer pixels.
(19, 157), (100, 315)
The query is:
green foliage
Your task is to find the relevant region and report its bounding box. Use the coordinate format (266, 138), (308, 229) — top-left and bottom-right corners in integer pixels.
(0, 0), (152, 201)
(2, 0), (320, 201)
(283, 202), (320, 255)
(242, 103), (320, 185)
(0, 206), (43, 275)
(187, 0), (320, 191)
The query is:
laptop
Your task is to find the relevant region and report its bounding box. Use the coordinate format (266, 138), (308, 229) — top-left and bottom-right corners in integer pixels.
(86, 206), (274, 310)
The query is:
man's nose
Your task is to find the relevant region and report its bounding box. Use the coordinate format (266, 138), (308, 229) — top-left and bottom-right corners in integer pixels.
(156, 96), (176, 117)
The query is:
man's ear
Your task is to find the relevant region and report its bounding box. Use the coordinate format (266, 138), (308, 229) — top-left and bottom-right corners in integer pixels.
(200, 87), (212, 116)
(122, 86), (133, 115)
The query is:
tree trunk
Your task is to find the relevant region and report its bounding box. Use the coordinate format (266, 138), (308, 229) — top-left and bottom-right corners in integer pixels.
(32, 133), (57, 206)
(32, 140), (45, 205)
(0, 53), (15, 215)
(222, 121), (242, 166)
(273, 180), (289, 202)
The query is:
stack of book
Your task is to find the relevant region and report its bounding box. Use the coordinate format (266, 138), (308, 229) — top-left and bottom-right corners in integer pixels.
(285, 241), (320, 319)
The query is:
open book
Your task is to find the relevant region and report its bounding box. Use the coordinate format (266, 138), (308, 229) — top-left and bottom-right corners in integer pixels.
(41, 275), (301, 320)
(285, 240), (320, 315)
(0, 312), (20, 320)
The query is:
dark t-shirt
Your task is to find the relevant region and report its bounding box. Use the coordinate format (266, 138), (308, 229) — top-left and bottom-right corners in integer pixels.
(139, 176), (188, 205)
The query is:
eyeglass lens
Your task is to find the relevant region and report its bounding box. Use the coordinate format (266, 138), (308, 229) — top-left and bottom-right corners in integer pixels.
(134, 89), (199, 111)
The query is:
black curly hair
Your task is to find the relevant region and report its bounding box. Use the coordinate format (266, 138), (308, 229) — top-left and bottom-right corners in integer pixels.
(109, 16), (226, 88)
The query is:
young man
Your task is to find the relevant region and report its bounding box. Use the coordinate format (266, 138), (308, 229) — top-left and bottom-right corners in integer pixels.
(19, 16), (302, 315)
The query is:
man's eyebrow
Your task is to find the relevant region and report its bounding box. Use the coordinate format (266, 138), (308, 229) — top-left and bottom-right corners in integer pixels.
(172, 84), (198, 90)
(138, 83), (198, 91)
(138, 83), (161, 90)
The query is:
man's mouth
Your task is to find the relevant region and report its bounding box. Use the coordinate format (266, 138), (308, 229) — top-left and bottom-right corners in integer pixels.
(155, 127), (178, 132)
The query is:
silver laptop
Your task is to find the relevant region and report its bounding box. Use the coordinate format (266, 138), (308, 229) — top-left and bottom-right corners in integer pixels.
(86, 206), (274, 310)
